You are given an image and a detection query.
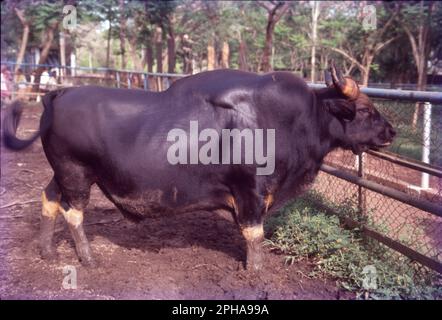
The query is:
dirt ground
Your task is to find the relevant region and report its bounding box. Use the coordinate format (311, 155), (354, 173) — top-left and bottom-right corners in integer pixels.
(0, 104), (345, 300)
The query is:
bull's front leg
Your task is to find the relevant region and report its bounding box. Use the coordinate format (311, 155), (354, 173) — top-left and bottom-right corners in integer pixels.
(240, 223), (264, 271)
(230, 184), (271, 271)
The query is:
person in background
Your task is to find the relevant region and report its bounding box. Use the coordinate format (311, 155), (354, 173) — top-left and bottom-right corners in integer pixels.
(15, 68), (29, 101)
(40, 69), (50, 91)
(15, 68), (27, 88)
(47, 69), (58, 91)
(1, 65), (12, 101)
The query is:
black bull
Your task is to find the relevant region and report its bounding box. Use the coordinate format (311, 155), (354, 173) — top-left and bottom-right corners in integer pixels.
(3, 68), (395, 270)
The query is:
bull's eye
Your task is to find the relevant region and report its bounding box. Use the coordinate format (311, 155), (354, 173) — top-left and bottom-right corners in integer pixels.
(358, 108), (370, 114)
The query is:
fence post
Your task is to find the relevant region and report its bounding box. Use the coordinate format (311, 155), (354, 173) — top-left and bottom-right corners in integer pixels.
(421, 102), (432, 189)
(70, 52), (76, 77)
(143, 73), (148, 91)
(357, 153), (366, 216)
(157, 76), (162, 91)
(127, 72), (131, 89)
(116, 72), (120, 88)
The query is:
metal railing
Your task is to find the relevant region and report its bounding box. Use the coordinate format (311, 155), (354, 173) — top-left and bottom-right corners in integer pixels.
(308, 83), (442, 104)
(0, 61), (187, 100)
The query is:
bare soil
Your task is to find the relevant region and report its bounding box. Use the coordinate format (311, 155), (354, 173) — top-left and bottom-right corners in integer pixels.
(0, 104), (345, 300)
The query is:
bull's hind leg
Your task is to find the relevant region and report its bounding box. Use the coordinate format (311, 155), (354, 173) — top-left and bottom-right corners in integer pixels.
(54, 161), (96, 267)
(40, 178), (61, 260)
(59, 200), (95, 267)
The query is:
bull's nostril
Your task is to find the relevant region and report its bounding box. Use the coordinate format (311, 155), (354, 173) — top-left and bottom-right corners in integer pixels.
(389, 127), (396, 138)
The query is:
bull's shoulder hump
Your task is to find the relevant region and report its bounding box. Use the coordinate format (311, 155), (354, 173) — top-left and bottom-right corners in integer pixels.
(259, 71), (309, 91)
(167, 69), (259, 94)
(255, 71), (313, 104)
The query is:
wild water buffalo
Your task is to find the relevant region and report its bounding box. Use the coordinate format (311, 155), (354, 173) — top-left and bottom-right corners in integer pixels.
(3, 64), (395, 270)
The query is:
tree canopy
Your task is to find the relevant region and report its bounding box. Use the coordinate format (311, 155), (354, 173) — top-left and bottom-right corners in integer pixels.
(1, 0), (441, 87)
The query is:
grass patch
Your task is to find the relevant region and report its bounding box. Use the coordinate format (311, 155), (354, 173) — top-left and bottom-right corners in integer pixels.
(265, 193), (442, 299)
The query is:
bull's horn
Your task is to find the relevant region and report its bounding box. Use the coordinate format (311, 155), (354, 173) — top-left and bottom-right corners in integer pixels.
(330, 61), (360, 100)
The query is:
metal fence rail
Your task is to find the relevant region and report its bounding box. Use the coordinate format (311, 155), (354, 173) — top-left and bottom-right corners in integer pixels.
(0, 61), (186, 100)
(308, 83), (442, 104)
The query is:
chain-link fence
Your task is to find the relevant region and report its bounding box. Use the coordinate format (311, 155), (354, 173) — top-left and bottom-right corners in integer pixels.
(311, 97), (442, 276)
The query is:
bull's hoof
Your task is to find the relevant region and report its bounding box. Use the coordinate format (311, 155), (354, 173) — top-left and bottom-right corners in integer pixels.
(246, 261), (262, 271)
(40, 247), (58, 261)
(79, 256), (98, 268)
(245, 256), (263, 271)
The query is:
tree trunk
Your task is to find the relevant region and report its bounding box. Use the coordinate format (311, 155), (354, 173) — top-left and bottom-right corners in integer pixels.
(155, 26), (163, 73)
(32, 21), (60, 92)
(343, 59), (355, 76)
(106, 18), (112, 68)
(221, 41), (229, 68)
(412, 60), (427, 127)
(145, 45), (154, 73)
(14, 8), (29, 80)
(119, 0), (127, 70)
(207, 37), (215, 71)
(361, 55), (374, 87)
(318, 51), (329, 81)
(105, 2), (113, 69)
(167, 25), (176, 73)
(128, 37), (142, 71)
(402, 1), (433, 129)
(238, 34), (248, 71)
(260, 18), (276, 72)
(88, 50), (93, 68)
(143, 1), (153, 75)
(127, 40), (142, 86)
(39, 28), (57, 64)
(154, 26), (163, 91)
(59, 31), (66, 79)
(182, 34), (193, 74)
(310, 1), (320, 83)
(258, 2), (289, 72)
(143, 45), (154, 90)
(361, 69), (369, 87)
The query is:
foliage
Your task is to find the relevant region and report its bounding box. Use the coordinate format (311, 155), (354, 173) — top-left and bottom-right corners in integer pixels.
(1, 0), (441, 83)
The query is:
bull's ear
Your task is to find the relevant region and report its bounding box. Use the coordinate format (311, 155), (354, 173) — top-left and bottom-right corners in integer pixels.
(325, 99), (356, 121)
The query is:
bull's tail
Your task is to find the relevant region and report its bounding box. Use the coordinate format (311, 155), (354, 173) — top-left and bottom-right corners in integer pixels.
(3, 90), (58, 150)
